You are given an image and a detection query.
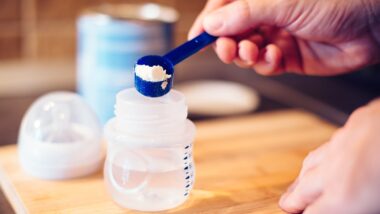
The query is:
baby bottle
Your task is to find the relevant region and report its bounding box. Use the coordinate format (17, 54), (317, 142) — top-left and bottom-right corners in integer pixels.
(104, 88), (196, 211)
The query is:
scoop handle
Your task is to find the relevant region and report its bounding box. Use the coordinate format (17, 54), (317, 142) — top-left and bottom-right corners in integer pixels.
(163, 32), (217, 66)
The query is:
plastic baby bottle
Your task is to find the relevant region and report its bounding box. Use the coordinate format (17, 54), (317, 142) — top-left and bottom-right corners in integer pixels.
(104, 88), (196, 211)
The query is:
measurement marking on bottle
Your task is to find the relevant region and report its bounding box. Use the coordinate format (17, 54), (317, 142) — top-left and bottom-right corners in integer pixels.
(183, 144), (193, 197)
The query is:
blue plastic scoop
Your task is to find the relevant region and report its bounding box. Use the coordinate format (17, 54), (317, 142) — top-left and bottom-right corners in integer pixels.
(134, 32), (217, 97)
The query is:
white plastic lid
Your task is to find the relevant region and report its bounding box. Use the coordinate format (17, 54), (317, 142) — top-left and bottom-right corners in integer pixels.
(18, 92), (104, 180)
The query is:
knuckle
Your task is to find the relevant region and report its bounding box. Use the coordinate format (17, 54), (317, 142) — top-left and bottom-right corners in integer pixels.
(234, 59), (250, 68)
(367, 98), (380, 114)
(302, 151), (316, 167)
(239, 0), (254, 21)
(347, 103), (380, 129)
(330, 128), (345, 142)
(347, 106), (369, 124)
(354, 106), (368, 116)
(369, 97), (380, 106)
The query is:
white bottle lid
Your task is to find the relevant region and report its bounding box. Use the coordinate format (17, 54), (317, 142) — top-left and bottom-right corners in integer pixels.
(18, 92), (104, 180)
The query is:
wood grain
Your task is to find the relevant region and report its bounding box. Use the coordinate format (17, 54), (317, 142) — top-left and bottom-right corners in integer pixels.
(0, 110), (336, 213)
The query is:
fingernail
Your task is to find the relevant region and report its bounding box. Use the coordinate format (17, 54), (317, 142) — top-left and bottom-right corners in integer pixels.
(204, 12), (223, 33)
(238, 43), (255, 64)
(279, 190), (291, 206)
(288, 179), (299, 193)
(188, 31), (197, 40)
(246, 60), (254, 66)
(259, 48), (268, 63)
(262, 48), (271, 64)
(279, 179), (299, 206)
(279, 193), (288, 206)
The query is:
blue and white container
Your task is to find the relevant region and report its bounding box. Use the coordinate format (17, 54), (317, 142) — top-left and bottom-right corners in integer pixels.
(104, 88), (196, 211)
(77, 3), (178, 124)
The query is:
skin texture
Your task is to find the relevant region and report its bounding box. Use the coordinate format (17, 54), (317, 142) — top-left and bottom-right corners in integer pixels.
(189, 1), (380, 213)
(189, 0), (380, 76)
(279, 99), (380, 214)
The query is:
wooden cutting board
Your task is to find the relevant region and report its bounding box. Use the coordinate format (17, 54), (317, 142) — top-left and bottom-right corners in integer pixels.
(0, 110), (336, 213)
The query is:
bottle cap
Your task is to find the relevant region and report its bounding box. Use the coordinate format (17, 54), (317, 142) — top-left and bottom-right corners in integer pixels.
(18, 92), (104, 180)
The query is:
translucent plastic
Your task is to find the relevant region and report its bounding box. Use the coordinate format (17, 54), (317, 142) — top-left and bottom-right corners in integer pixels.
(104, 88), (196, 211)
(18, 92), (103, 180)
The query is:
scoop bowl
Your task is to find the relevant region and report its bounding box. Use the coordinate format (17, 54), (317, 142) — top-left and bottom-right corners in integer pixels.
(134, 32), (217, 97)
(134, 55), (174, 97)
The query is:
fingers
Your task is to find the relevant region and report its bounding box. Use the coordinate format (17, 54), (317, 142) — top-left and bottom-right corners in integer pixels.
(368, 98), (380, 107)
(303, 195), (354, 214)
(203, 0), (294, 36)
(203, 0), (255, 35)
(214, 37), (284, 75)
(238, 40), (259, 64)
(303, 196), (334, 214)
(232, 40), (259, 68)
(235, 43), (284, 75)
(279, 142), (333, 213)
(215, 37), (237, 63)
(189, 0), (302, 74)
(188, 0), (232, 39)
(234, 58), (253, 68)
(279, 167), (324, 213)
(344, 106), (370, 130)
(299, 142), (331, 178)
(189, 0), (304, 74)
(252, 44), (283, 75)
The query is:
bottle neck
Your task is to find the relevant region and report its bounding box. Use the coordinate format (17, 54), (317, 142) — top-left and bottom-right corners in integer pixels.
(112, 89), (188, 136)
(114, 116), (187, 136)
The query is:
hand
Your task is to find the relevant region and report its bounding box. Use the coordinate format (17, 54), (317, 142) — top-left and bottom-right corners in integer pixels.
(279, 99), (380, 213)
(189, 0), (380, 76)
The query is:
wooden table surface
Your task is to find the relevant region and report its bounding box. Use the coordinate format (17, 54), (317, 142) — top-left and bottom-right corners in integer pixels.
(0, 110), (336, 213)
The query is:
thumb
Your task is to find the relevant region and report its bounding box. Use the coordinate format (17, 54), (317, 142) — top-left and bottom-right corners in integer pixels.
(203, 0), (296, 36)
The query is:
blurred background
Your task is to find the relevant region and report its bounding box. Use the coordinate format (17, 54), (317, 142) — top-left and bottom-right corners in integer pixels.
(0, 0), (202, 59)
(0, 1), (379, 213)
(0, 0), (379, 146)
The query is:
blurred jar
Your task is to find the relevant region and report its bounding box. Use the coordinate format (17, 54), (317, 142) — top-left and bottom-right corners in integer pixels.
(77, 3), (178, 124)
(104, 88), (196, 211)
